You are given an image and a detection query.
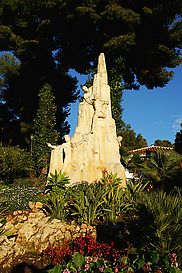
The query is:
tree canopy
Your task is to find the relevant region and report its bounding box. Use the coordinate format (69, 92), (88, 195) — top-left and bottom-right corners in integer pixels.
(0, 0), (181, 146)
(154, 139), (173, 147)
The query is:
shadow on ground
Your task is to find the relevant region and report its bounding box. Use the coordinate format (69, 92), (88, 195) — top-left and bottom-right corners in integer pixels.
(9, 262), (46, 273)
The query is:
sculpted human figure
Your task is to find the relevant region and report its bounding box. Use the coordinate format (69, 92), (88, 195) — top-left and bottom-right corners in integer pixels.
(117, 136), (123, 147)
(47, 143), (63, 175)
(61, 135), (71, 172)
(76, 85), (94, 133)
(82, 85), (94, 105)
(47, 134), (71, 175)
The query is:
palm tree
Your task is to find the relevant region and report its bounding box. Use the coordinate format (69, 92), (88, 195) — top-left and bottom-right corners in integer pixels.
(140, 151), (182, 190)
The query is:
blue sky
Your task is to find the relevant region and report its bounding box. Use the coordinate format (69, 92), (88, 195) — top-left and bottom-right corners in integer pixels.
(122, 65), (182, 145)
(67, 64), (182, 146)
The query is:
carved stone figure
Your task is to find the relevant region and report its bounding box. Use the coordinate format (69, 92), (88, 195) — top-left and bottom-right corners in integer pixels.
(48, 53), (126, 186)
(48, 135), (71, 175)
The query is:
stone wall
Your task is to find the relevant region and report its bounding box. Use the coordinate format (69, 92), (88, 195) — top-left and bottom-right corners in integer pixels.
(0, 202), (95, 269)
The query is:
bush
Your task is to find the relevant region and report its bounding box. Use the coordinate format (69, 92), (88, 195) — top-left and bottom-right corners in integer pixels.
(0, 145), (35, 183)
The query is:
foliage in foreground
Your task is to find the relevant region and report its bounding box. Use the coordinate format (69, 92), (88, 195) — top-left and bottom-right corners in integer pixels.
(42, 233), (181, 273)
(40, 173), (182, 262)
(43, 173), (145, 225)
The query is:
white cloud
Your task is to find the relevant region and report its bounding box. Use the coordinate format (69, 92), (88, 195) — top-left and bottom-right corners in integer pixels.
(152, 121), (166, 125)
(172, 117), (182, 131)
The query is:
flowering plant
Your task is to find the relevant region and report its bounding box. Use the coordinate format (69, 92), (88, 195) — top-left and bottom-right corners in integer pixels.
(43, 233), (182, 273)
(43, 232), (124, 266)
(46, 252), (128, 273)
(47, 251), (182, 273)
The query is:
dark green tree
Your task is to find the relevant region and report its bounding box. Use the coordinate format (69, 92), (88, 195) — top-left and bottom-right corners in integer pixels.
(154, 139), (173, 147)
(33, 83), (60, 175)
(0, 49), (78, 146)
(135, 133), (147, 149)
(0, 0), (181, 146)
(175, 123), (182, 154)
(0, 53), (21, 145)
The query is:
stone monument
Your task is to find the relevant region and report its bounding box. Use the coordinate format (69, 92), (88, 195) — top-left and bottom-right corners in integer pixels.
(48, 53), (126, 186)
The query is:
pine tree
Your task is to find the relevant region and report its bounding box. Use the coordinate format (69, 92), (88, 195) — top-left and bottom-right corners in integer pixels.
(135, 134), (147, 149)
(33, 83), (60, 175)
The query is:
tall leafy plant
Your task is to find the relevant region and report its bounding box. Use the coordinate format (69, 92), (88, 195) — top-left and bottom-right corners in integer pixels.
(46, 171), (70, 194)
(42, 171), (70, 221)
(69, 181), (108, 225)
(100, 173), (131, 223)
(68, 173), (136, 225)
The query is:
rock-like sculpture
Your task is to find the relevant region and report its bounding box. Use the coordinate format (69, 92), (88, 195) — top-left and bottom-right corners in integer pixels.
(48, 53), (126, 186)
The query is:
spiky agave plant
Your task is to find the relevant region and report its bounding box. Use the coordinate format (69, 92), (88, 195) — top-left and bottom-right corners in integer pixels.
(46, 170), (70, 194)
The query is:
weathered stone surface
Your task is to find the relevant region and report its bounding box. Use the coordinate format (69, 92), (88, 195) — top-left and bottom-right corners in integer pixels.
(0, 203), (96, 268)
(18, 223), (36, 241)
(48, 53), (126, 186)
(29, 201), (43, 211)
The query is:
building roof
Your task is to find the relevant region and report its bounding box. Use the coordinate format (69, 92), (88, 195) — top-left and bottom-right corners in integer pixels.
(129, 145), (174, 155)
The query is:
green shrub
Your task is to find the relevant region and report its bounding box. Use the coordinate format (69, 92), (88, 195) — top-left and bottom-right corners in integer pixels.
(67, 173), (136, 225)
(43, 174), (149, 225)
(100, 173), (132, 223)
(0, 145), (35, 183)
